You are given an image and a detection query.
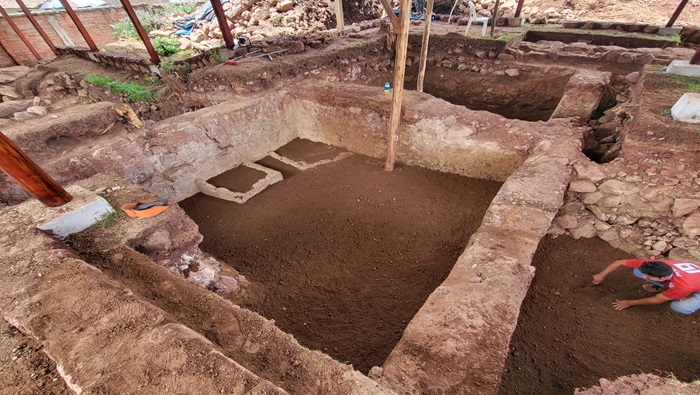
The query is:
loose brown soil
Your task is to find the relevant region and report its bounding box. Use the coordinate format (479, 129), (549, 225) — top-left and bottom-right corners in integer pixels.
(500, 235), (700, 395)
(180, 139), (502, 373)
(0, 320), (71, 395)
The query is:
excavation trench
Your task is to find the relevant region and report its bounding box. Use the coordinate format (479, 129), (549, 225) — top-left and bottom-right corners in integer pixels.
(151, 80), (582, 393)
(181, 138), (503, 373)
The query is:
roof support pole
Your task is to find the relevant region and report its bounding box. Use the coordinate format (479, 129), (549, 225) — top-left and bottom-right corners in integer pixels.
(0, 5), (42, 61)
(384, 0), (411, 172)
(118, 0), (160, 64)
(15, 0), (57, 55)
(514, 0), (525, 18)
(665, 0), (688, 27)
(58, 0), (98, 51)
(209, 0), (235, 50)
(0, 131), (72, 207)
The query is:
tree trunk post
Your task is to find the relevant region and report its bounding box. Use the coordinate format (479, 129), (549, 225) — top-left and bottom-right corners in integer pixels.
(417, 0), (434, 93)
(384, 0), (411, 172)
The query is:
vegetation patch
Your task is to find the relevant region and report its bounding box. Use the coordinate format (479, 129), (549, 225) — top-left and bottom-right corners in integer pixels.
(112, 10), (162, 39)
(85, 74), (156, 102)
(664, 74), (700, 92)
(152, 37), (182, 56)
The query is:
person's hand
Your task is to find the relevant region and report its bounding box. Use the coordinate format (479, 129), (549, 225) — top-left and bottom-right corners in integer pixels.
(613, 300), (632, 310)
(591, 273), (605, 285)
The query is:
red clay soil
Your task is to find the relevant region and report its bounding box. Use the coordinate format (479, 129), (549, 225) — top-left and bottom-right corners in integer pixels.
(180, 139), (502, 373)
(499, 235), (700, 395)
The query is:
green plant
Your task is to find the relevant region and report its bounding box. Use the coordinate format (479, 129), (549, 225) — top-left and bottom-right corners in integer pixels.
(496, 33), (516, 42)
(161, 0), (197, 15)
(159, 60), (189, 72)
(211, 51), (223, 64)
(97, 212), (117, 228)
(664, 74), (700, 92)
(85, 74), (156, 102)
(152, 37), (181, 56)
(111, 10), (162, 39)
(272, 15), (284, 27)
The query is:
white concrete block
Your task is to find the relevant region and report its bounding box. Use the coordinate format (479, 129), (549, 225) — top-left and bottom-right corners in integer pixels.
(37, 186), (115, 239)
(665, 60), (700, 78)
(671, 92), (700, 124)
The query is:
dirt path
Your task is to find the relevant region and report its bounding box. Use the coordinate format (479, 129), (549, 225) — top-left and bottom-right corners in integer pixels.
(500, 235), (700, 394)
(180, 140), (502, 373)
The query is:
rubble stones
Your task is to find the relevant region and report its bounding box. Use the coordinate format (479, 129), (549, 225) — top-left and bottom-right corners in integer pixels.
(682, 213), (700, 236)
(569, 180), (596, 193)
(672, 199), (700, 217)
(0, 100), (31, 118)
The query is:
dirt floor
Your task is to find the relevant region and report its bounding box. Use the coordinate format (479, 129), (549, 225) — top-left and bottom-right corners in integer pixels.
(500, 235), (700, 394)
(180, 139), (503, 373)
(0, 320), (70, 395)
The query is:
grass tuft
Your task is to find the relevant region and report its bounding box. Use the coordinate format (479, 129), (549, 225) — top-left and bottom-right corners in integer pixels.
(85, 74), (156, 102)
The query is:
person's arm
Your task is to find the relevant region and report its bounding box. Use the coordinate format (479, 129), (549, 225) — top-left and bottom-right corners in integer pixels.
(592, 259), (627, 285)
(612, 294), (672, 310)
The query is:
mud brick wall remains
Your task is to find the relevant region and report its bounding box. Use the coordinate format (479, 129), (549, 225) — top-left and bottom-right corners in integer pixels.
(0, 5), (148, 66)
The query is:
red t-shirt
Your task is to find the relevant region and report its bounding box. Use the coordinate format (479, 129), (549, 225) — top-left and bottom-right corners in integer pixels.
(625, 259), (700, 300)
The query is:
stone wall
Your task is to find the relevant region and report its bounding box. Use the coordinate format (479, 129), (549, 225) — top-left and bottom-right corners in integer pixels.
(551, 159), (700, 262)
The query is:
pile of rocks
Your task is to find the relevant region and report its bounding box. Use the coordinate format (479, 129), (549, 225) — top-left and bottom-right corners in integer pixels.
(151, 0), (339, 52)
(448, 0), (586, 25)
(551, 159), (700, 261)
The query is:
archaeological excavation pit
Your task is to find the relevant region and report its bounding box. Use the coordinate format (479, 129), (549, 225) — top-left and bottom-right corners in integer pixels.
(180, 138), (503, 373)
(500, 235), (700, 394)
(2, 17), (700, 394)
(401, 66), (575, 121)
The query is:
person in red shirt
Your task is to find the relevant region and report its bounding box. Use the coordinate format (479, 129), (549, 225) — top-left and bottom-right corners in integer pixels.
(592, 259), (700, 314)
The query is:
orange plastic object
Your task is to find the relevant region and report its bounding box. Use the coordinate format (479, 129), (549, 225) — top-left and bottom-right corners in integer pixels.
(121, 202), (170, 218)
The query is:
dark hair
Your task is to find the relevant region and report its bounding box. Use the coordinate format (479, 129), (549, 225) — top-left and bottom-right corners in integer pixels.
(640, 261), (673, 278)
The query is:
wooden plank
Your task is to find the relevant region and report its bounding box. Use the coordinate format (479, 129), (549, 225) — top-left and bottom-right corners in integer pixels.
(0, 5), (42, 61)
(416, 0), (434, 92)
(666, 0), (688, 27)
(15, 0), (57, 55)
(58, 0), (98, 52)
(119, 0), (161, 65)
(0, 131), (72, 207)
(384, 0), (411, 172)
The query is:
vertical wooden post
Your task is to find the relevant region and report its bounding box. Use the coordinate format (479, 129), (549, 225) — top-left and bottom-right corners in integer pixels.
(209, 0), (236, 50)
(119, 0), (160, 64)
(0, 5), (43, 61)
(490, 0), (500, 37)
(0, 132), (72, 207)
(416, 0), (434, 93)
(384, 0), (411, 172)
(15, 0), (57, 55)
(58, 0), (98, 52)
(666, 0), (688, 28)
(335, 0), (344, 32)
